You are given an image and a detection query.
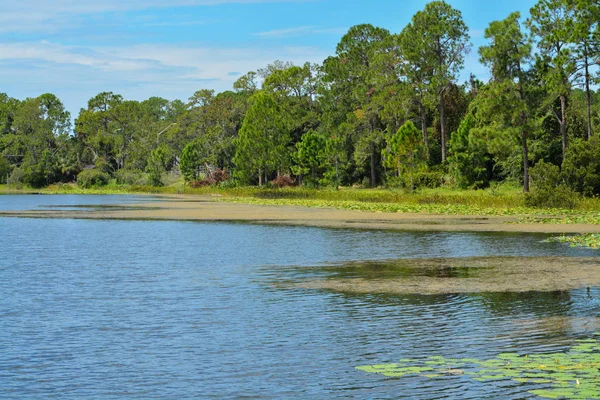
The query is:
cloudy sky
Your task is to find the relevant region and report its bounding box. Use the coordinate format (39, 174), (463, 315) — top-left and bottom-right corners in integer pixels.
(0, 0), (538, 117)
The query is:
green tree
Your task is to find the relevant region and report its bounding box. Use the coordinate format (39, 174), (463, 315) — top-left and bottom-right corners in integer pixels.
(323, 24), (392, 186)
(292, 130), (327, 186)
(400, 1), (470, 162)
(382, 120), (427, 189)
(0, 156), (10, 183)
(480, 11), (533, 192)
(448, 114), (490, 188)
(180, 135), (217, 182)
(562, 136), (600, 196)
(571, 0), (600, 139)
(527, 0), (578, 162)
(7, 94), (72, 187)
(233, 91), (290, 186)
(262, 62), (321, 144)
(146, 146), (170, 186)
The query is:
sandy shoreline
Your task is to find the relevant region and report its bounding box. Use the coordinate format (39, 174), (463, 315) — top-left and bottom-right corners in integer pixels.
(0, 194), (599, 233)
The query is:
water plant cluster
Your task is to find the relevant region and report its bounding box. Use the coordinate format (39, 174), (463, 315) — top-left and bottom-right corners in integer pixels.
(549, 234), (600, 249)
(357, 337), (600, 399)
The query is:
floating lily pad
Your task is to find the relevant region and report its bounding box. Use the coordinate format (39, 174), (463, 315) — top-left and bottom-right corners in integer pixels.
(356, 335), (600, 398)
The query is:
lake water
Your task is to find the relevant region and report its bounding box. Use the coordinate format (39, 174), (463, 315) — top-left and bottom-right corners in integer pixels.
(1, 195), (600, 399)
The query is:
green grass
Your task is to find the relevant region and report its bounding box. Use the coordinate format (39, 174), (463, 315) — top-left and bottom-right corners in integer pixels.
(3, 182), (600, 222)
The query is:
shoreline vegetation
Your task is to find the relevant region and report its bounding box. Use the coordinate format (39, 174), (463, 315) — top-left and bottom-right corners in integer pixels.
(4, 181), (600, 215)
(3, 183), (600, 237)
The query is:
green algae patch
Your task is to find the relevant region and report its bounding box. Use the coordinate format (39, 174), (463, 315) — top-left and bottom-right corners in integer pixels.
(357, 337), (600, 398)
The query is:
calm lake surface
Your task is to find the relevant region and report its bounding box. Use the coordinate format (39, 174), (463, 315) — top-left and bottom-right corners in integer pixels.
(1, 195), (600, 399)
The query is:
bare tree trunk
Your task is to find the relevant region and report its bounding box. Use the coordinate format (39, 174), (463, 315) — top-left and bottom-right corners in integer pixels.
(370, 148), (376, 187)
(522, 124), (529, 193)
(560, 94), (567, 163)
(585, 46), (593, 140)
(420, 102), (429, 158)
(517, 62), (529, 193)
(258, 168), (262, 187)
(440, 91), (447, 162)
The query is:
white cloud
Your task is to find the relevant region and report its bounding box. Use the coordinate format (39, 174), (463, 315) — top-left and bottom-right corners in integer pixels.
(255, 26), (347, 38)
(0, 0), (311, 33)
(0, 40), (328, 115)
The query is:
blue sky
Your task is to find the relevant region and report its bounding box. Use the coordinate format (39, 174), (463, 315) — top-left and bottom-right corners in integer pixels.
(0, 0), (538, 117)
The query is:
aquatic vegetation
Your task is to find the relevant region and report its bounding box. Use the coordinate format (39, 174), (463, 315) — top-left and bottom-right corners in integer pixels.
(4, 182), (600, 225)
(356, 336), (600, 399)
(520, 214), (600, 225)
(220, 196), (553, 217)
(549, 234), (600, 249)
(295, 257), (600, 294)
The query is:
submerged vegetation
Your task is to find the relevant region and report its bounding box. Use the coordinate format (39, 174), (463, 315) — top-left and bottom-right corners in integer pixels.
(1, 1), (600, 207)
(295, 257), (600, 294)
(357, 336), (600, 399)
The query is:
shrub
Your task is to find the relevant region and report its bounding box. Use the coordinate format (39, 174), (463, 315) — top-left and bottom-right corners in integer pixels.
(561, 137), (600, 196)
(525, 161), (578, 209)
(271, 174), (296, 188)
(189, 178), (215, 188)
(412, 168), (445, 189)
(115, 169), (146, 185)
(0, 156), (11, 184)
(187, 168), (229, 188)
(77, 169), (110, 188)
(7, 167), (25, 189)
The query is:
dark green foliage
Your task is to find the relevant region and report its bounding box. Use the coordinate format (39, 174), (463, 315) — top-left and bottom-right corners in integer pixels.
(412, 168), (445, 189)
(382, 121), (427, 189)
(293, 130), (327, 187)
(146, 146), (170, 187)
(0, 156), (11, 183)
(77, 169), (110, 188)
(233, 91), (290, 186)
(562, 137), (600, 196)
(180, 137), (215, 182)
(525, 161), (578, 208)
(449, 115), (490, 189)
(7, 167), (26, 188)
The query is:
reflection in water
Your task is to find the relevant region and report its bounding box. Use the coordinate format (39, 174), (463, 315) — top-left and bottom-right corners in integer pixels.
(1, 196), (600, 399)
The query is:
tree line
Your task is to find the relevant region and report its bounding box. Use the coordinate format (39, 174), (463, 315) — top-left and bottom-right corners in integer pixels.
(1, 0), (600, 201)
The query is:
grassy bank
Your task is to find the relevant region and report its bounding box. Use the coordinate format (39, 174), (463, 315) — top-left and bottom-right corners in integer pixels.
(3, 182), (600, 220)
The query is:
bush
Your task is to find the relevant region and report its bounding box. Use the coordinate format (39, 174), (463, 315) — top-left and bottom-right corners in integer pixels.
(412, 169), (445, 189)
(271, 174), (296, 188)
(0, 156), (11, 184)
(7, 167), (25, 189)
(189, 178), (215, 188)
(525, 161), (578, 209)
(562, 137), (600, 196)
(77, 169), (110, 188)
(187, 168), (229, 188)
(115, 169), (146, 185)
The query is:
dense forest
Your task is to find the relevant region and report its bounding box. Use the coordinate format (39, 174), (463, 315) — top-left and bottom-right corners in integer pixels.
(2, 0), (600, 204)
